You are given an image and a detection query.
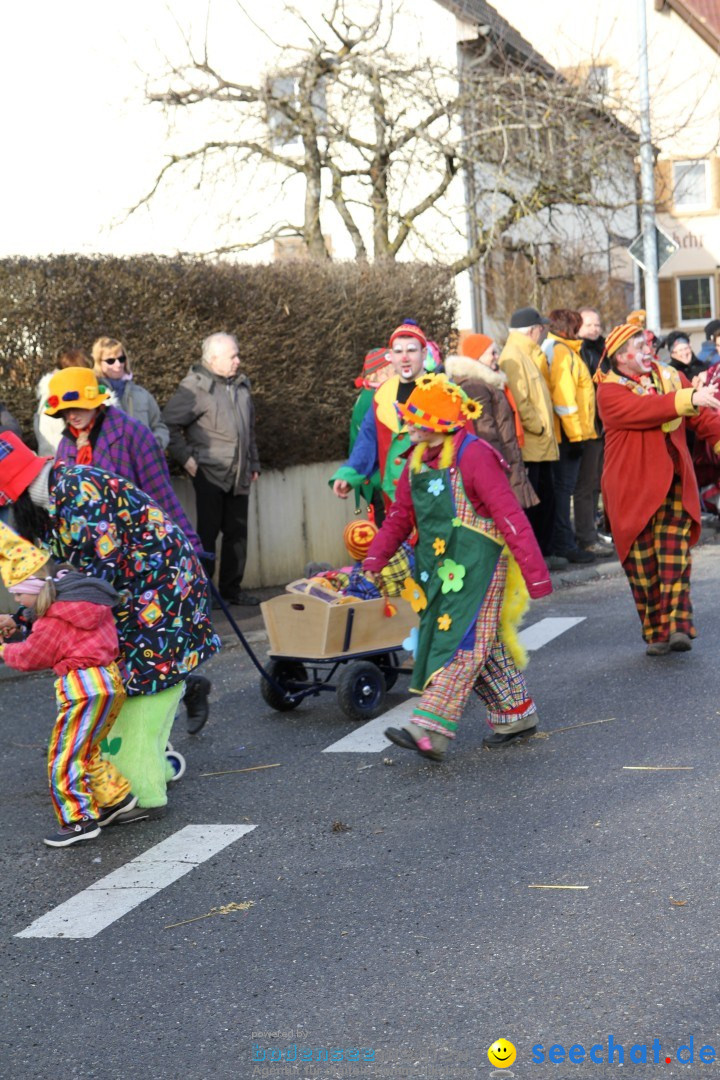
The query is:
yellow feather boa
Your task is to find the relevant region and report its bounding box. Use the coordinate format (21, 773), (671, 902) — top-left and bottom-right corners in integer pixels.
(499, 553), (529, 670)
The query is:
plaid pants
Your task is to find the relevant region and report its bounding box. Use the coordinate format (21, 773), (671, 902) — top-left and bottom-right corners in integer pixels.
(412, 557), (535, 738)
(620, 477), (694, 643)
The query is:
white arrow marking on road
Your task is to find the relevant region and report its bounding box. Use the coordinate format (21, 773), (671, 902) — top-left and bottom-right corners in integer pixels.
(322, 616), (586, 754)
(15, 824), (256, 940)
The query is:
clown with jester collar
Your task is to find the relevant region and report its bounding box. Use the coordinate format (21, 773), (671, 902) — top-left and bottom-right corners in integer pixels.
(363, 373), (552, 762)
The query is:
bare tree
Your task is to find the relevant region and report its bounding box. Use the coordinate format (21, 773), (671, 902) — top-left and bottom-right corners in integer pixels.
(133, 0), (640, 273)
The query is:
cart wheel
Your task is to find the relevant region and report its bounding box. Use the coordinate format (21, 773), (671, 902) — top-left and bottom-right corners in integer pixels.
(369, 652), (399, 691)
(260, 660), (308, 712)
(166, 749), (186, 782)
(337, 661), (387, 722)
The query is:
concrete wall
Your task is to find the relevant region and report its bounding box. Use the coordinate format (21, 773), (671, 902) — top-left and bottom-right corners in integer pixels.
(172, 461), (366, 588)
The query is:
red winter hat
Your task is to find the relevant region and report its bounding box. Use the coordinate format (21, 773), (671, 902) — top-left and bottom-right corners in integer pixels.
(354, 347), (390, 388)
(459, 333), (494, 361)
(388, 320), (427, 348)
(0, 433), (50, 507)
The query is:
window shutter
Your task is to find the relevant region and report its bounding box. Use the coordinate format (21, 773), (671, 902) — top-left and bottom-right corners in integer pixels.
(658, 278), (676, 329)
(710, 157), (720, 210)
(655, 160), (673, 211)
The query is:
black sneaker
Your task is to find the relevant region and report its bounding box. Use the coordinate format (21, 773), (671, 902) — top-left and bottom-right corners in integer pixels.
(44, 820), (101, 848)
(223, 592), (262, 607)
(185, 674), (212, 734)
(556, 548), (595, 564)
(97, 793), (146, 827)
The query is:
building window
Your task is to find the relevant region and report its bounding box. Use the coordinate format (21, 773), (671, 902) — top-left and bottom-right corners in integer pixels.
(267, 75), (327, 149)
(585, 65), (612, 97)
(672, 160), (709, 210)
(676, 276), (714, 323)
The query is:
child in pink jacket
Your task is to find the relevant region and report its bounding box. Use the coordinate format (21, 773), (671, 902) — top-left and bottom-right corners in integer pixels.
(363, 374), (551, 762)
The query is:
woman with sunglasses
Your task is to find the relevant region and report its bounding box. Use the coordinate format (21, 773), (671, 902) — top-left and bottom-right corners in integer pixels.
(92, 336), (169, 449)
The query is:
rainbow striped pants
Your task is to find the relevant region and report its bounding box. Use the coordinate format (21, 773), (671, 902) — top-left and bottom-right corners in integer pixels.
(49, 662), (131, 826)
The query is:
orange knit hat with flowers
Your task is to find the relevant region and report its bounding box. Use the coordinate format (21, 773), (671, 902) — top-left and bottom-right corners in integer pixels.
(343, 519), (378, 561)
(396, 373), (481, 433)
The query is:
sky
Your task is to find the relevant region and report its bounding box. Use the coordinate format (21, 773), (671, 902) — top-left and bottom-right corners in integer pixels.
(0, 0), (263, 256)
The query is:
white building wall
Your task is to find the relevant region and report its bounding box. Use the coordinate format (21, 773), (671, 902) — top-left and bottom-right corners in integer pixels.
(488, 0), (720, 335)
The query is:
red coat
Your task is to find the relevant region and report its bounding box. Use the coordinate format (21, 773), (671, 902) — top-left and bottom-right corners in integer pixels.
(3, 600), (120, 677)
(597, 365), (720, 562)
(364, 432), (551, 599)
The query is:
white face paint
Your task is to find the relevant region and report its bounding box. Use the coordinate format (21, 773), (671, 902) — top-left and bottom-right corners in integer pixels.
(390, 337), (426, 383)
(615, 335), (653, 377)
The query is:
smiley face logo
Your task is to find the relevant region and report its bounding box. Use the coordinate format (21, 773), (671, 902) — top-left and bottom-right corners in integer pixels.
(488, 1039), (516, 1068)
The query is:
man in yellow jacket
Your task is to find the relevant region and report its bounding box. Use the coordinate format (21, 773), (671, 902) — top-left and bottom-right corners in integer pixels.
(499, 307), (562, 570)
(542, 309), (599, 564)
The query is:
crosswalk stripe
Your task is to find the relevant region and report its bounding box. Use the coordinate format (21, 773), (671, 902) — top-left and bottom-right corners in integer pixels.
(322, 615), (586, 754)
(518, 616), (586, 650)
(15, 824), (256, 940)
(322, 699), (416, 754)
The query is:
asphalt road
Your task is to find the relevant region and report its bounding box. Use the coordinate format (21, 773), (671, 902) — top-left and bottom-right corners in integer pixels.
(2, 545), (720, 1080)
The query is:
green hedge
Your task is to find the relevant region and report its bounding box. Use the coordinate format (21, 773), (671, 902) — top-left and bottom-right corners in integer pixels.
(0, 256), (457, 470)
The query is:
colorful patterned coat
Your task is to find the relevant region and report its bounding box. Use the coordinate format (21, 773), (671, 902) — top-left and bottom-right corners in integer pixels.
(55, 405), (201, 553)
(41, 464), (220, 695)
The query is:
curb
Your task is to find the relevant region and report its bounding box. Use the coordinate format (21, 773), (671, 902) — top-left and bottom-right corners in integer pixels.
(549, 524), (720, 590)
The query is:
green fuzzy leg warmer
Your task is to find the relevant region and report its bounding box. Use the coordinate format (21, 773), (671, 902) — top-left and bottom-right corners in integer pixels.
(102, 683), (184, 808)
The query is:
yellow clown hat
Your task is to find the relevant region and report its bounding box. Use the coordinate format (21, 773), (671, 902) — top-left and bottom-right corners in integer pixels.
(0, 520), (49, 588)
(44, 367), (111, 416)
(396, 373), (481, 433)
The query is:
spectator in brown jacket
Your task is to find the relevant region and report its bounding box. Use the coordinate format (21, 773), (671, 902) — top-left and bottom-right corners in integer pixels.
(446, 335), (538, 509)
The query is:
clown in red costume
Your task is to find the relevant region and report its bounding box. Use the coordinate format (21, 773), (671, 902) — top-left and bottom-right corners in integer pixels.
(596, 323), (720, 655)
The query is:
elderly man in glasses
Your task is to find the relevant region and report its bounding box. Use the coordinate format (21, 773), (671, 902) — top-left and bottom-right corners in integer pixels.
(596, 324), (720, 656)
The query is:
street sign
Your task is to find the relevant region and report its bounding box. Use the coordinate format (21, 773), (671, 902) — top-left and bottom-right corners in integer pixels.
(627, 225), (679, 272)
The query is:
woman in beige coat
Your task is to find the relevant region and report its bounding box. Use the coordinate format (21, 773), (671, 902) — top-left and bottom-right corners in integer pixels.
(446, 335), (539, 509)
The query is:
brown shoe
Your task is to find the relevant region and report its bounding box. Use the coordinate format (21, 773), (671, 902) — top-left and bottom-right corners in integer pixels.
(669, 632), (692, 652)
(646, 641), (671, 656)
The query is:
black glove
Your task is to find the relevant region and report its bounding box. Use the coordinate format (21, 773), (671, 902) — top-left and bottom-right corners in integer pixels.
(566, 441), (584, 460)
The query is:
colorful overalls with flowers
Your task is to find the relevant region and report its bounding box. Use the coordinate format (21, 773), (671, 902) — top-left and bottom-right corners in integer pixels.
(406, 434), (537, 739)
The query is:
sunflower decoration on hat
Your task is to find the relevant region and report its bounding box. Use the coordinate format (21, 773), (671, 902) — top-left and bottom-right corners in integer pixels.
(396, 373), (482, 433)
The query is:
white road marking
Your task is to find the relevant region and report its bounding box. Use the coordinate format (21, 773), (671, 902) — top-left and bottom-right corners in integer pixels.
(322, 616), (586, 754)
(518, 616), (585, 651)
(15, 824), (256, 940)
(323, 698), (417, 754)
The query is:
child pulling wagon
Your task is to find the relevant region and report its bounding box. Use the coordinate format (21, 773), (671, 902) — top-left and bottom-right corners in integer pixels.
(362, 374), (552, 761)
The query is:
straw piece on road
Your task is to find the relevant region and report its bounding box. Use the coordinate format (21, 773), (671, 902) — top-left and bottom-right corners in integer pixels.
(199, 763), (282, 777)
(164, 900), (256, 930)
(528, 885), (589, 890)
(540, 717), (616, 737)
(622, 766), (694, 771)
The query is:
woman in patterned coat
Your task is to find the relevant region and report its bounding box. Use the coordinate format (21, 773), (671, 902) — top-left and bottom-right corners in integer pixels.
(0, 432), (220, 810)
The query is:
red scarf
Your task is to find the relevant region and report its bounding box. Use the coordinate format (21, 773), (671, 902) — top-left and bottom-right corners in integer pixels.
(67, 412), (98, 465)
